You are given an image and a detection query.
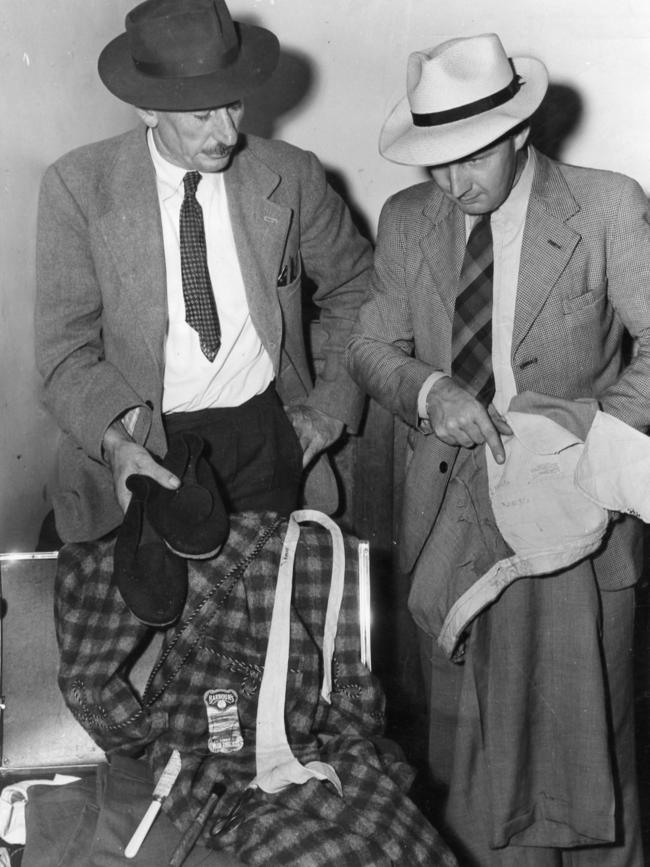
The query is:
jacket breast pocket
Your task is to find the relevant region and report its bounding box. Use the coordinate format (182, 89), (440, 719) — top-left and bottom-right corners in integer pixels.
(562, 283), (604, 317)
(277, 274), (301, 299)
(277, 252), (302, 289)
(276, 274), (303, 333)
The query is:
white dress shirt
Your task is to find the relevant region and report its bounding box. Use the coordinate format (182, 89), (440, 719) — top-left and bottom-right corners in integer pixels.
(418, 149), (536, 420)
(147, 130), (274, 414)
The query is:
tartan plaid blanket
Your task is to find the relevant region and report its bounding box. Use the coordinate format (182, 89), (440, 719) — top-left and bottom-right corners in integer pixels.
(55, 511), (456, 866)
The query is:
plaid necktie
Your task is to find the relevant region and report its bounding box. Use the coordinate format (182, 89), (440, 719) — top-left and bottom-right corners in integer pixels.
(180, 171), (221, 361)
(451, 214), (495, 405)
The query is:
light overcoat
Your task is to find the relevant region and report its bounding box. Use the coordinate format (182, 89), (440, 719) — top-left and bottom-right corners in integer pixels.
(36, 127), (372, 542)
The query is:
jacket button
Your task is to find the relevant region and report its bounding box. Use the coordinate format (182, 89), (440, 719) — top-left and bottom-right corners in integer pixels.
(439, 461), (448, 473)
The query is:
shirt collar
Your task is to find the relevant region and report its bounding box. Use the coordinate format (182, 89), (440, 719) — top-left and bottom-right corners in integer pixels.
(146, 129), (223, 203)
(146, 129), (188, 201)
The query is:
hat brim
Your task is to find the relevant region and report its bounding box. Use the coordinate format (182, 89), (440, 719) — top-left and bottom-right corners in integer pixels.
(98, 22), (279, 111)
(379, 56), (548, 166)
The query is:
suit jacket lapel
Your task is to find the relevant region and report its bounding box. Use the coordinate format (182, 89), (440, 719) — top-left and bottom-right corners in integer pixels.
(513, 150), (581, 353)
(225, 144), (292, 372)
(97, 127), (167, 370)
(419, 193), (466, 324)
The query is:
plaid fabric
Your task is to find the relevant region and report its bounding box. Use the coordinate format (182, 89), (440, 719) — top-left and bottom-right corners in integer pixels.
(55, 512), (456, 866)
(451, 214), (495, 405)
(180, 170), (221, 361)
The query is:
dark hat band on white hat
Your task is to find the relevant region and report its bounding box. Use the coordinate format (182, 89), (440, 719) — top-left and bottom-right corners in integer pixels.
(412, 71), (522, 127)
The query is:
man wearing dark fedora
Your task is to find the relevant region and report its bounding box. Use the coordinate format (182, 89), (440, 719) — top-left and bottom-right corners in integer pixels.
(35, 0), (372, 548)
(348, 33), (650, 866)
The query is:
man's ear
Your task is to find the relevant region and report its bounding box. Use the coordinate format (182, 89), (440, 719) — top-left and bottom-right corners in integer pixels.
(513, 124), (531, 152)
(135, 107), (159, 129)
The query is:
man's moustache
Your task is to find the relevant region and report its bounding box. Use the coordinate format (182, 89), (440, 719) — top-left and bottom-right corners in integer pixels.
(206, 146), (234, 158)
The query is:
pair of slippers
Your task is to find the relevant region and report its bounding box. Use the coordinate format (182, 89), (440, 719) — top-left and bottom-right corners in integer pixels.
(113, 432), (229, 627)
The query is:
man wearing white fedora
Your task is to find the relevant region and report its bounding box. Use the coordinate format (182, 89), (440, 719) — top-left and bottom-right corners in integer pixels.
(348, 33), (650, 865)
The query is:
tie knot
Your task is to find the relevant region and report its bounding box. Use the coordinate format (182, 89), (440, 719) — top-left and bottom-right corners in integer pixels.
(473, 213), (491, 230)
(468, 212), (492, 246)
(183, 171), (202, 198)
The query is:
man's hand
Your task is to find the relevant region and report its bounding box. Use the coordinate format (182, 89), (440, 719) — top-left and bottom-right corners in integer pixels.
(102, 421), (180, 514)
(284, 404), (345, 468)
(425, 376), (512, 464)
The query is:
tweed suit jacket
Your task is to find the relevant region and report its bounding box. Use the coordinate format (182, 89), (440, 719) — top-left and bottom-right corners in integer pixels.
(35, 126), (373, 542)
(348, 148), (650, 581)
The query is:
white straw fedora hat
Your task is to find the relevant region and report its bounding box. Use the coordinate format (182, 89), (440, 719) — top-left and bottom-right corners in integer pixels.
(380, 33), (548, 166)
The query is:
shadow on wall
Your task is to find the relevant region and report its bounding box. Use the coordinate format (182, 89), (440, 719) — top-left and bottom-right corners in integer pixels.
(325, 169), (374, 244)
(238, 16), (375, 282)
(529, 82), (584, 161)
(237, 15), (315, 140)
(237, 13), (376, 245)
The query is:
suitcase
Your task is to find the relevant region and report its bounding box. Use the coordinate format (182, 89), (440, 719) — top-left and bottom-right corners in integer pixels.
(0, 552), (105, 777)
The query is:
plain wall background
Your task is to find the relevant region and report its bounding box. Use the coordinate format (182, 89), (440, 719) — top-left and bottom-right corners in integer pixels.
(2, 0), (650, 550)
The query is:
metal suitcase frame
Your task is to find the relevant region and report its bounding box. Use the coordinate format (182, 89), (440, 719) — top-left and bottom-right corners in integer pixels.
(0, 552), (104, 778)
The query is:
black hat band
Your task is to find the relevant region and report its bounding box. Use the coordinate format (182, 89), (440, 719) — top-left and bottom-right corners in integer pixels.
(412, 71), (522, 127)
(133, 43), (239, 79)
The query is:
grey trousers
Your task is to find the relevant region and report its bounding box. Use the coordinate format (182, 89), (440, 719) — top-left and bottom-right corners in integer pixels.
(420, 579), (643, 867)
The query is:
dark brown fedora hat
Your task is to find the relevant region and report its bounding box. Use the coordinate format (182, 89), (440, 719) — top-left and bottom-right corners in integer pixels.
(98, 0), (279, 111)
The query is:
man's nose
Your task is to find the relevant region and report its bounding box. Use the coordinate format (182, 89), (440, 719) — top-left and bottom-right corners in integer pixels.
(210, 107), (239, 145)
(448, 163), (472, 198)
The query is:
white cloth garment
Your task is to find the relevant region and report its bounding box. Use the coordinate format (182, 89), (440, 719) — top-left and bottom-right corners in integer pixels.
(576, 410), (650, 521)
(439, 410), (609, 656)
(253, 510), (344, 797)
(440, 407), (650, 655)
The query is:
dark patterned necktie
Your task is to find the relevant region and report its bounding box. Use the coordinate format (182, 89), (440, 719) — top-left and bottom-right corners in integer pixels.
(180, 171), (221, 361)
(451, 214), (495, 405)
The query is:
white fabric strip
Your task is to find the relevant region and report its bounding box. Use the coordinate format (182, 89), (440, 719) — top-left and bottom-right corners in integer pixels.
(253, 509), (345, 796)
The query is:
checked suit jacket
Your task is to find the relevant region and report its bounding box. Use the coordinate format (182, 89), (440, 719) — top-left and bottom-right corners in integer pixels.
(348, 148), (650, 587)
(35, 127), (373, 543)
